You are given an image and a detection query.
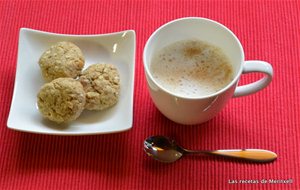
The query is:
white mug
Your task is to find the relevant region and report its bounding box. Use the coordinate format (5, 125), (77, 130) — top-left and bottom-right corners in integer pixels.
(143, 17), (273, 125)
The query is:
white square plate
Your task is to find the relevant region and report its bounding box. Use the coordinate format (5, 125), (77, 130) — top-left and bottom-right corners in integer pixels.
(7, 28), (136, 135)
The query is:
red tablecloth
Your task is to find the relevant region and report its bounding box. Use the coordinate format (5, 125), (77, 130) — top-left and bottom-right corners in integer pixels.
(0, 0), (299, 189)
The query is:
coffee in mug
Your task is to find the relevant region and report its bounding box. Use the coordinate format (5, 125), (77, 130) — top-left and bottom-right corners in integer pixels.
(143, 17), (273, 124)
(150, 39), (234, 97)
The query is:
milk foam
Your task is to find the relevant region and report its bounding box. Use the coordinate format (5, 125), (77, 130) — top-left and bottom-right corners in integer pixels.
(150, 39), (233, 97)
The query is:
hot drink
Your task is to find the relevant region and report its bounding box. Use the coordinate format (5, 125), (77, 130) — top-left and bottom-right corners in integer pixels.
(150, 39), (233, 97)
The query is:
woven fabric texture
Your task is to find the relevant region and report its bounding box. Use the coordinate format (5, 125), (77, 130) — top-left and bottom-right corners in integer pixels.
(0, 0), (299, 189)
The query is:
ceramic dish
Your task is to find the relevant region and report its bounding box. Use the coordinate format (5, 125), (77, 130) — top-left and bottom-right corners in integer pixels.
(7, 28), (136, 135)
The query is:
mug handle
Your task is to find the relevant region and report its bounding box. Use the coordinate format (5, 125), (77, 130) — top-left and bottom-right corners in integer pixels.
(233, 60), (273, 97)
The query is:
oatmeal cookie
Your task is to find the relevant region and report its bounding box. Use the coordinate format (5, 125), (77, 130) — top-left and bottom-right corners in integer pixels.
(37, 78), (86, 123)
(79, 63), (120, 110)
(38, 41), (85, 82)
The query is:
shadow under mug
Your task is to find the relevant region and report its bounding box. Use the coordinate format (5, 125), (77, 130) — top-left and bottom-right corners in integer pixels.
(143, 17), (273, 125)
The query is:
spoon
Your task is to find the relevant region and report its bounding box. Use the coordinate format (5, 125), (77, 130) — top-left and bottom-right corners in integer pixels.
(144, 136), (277, 163)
